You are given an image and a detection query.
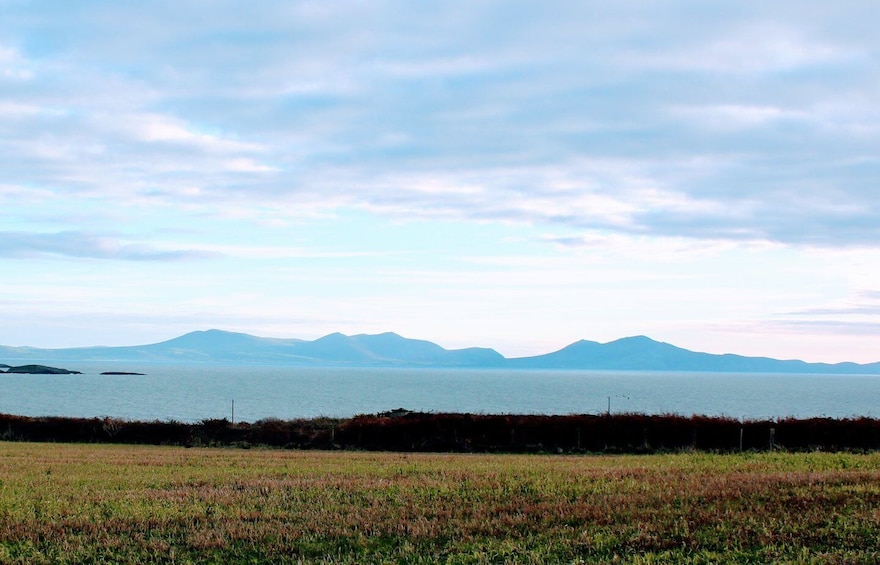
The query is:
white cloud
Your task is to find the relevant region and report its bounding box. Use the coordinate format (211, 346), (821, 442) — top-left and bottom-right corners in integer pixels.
(0, 45), (33, 80)
(0, 231), (221, 261)
(0, 2), (877, 247)
(626, 23), (855, 74)
(223, 158), (279, 173)
(0, 183), (55, 202)
(371, 55), (499, 78)
(671, 104), (804, 130)
(99, 112), (265, 154)
(0, 101), (44, 118)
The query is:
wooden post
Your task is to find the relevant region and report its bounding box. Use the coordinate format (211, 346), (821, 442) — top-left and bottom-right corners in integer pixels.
(739, 427), (744, 452)
(231, 399), (235, 425)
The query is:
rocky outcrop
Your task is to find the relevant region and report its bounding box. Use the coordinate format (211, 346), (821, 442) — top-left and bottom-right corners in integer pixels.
(3, 365), (82, 374)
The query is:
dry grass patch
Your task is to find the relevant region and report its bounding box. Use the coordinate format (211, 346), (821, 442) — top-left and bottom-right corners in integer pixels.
(0, 444), (879, 563)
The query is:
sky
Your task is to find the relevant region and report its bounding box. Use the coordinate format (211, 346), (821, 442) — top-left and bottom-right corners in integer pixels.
(1, 1), (879, 362)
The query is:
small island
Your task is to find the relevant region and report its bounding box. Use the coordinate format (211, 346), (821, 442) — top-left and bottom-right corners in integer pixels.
(100, 371), (146, 376)
(2, 364), (82, 374)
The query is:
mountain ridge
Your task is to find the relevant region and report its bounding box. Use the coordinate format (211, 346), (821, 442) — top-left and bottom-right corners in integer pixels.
(2, 329), (879, 374)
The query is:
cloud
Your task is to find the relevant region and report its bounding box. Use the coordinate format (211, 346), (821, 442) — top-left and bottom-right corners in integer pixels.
(784, 305), (880, 317)
(762, 320), (880, 336)
(669, 104), (805, 131)
(625, 23), (855, 74)
(0, 45), (33, 80)
(756, 286), (880, 339)
(0, 231), (221, 261)
(0, 2), (878, 247)
(98, 112), (266, 154)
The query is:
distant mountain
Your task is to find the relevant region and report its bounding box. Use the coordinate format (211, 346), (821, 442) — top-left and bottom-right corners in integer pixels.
(0, 329), (506, 368)
(302, 332), (503, 366)
(1, 330), (879, 374)
(508, 335), (879, 374)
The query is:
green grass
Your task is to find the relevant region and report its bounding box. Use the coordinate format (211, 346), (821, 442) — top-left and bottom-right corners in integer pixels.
(1, 444), (879, 563)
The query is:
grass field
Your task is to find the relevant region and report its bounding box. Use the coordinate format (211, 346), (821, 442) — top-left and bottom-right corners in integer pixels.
(1, 444), (879, 563)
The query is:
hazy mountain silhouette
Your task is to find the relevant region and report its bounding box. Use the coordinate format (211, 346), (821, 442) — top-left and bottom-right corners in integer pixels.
(0, 329), (505, 367)
(2, 330), (879, 373)
(507, 335), (876, 373)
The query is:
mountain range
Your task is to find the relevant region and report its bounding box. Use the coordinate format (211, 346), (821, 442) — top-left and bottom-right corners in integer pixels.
(2, 329), (880, 374)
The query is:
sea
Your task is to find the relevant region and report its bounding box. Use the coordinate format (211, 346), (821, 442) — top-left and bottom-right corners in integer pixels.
(2, 363), (880, 423)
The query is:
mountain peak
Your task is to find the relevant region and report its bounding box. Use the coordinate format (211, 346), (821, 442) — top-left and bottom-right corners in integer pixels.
(319, 332), (347, 339)
(373, 331), (403, 338)
(168, 329), (259, 341)
(620, 334), (653, 341)
(609, 335), (661, 345)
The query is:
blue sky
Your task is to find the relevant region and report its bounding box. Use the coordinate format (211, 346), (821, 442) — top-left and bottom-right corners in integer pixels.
(2, 1), (879, 362)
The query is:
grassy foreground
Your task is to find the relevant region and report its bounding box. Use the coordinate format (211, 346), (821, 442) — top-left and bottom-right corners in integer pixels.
(1, 444), (879, 564)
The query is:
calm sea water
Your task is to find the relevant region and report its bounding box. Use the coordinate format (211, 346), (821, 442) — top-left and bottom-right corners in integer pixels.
(1, 363), (879, 423)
